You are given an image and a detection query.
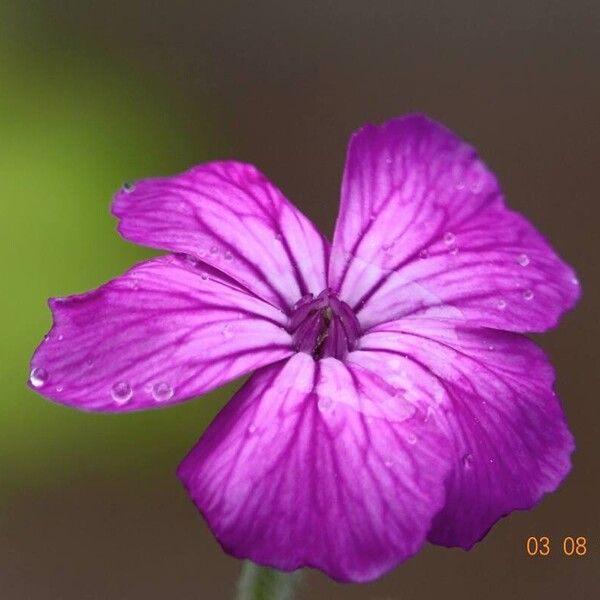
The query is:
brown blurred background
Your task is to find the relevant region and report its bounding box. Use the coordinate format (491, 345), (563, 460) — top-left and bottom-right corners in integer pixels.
(1, 1), (598, 598)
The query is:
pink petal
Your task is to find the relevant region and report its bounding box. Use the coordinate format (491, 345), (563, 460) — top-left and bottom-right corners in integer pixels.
(178, 353), (452, 582)
(113, 161), (329, 310)
(359, 316), (574, 549)
(29, 255), (293, 412)
(329, 114), (580, 332)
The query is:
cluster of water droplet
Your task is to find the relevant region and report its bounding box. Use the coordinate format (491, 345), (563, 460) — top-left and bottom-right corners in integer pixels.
(111, 380), (174, 404)
(29, 367), (177, 407)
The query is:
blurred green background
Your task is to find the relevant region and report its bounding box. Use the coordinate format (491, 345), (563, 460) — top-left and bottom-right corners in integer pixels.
(1, 1), (598, 599)
(0, 9), (230, 498)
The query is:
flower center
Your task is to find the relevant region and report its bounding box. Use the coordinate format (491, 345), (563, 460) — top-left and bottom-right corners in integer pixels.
(289, 289), (361, 360)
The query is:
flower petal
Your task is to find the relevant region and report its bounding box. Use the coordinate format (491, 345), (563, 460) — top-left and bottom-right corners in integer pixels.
(329, 114), (580, 332)
(113, 161), (329, 310)
(177, 353), (452, 582)
(358, 317), (574, 549)
(29, 255), (293, 412)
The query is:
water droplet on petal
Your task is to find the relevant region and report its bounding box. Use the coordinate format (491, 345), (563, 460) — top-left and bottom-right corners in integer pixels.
(152, 382), (173, 402)
(425, 406), (435, 422)
(209, 245), (218, 255)
(224, 250), (233, 261)
(55, 385), (64, 392)
(385, 157), (392, 164)
(274, 233), (283, 243)
(122, 182), (136, 193)
(247, 424), (257, 435)
(200, 272), (209, 281)
(517, 253), (530, 267)
(488, 345), (494, 351)
(497, 298), (507, 310)
(419, 249), (429, 259)
(449, 244), (459, 255)
(222, 324), (233, 339)
(462, 453), (474, 469)
(523, 289), (534, 301)
(185, 255), (198, 267)
(111, 381), (133, 404)
(384, 459), (393, 467)
(443, 232), (456, 245)
(57, 334), (64, 341)
(29, 367), (48, 387)
(318, 396), (333, 412)
(406, 433), (418, 445)
(469, 170), (484, 193)
(488, 457), (495, 464)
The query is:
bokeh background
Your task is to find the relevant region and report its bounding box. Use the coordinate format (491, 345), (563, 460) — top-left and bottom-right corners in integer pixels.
(1, 1), (598, 598)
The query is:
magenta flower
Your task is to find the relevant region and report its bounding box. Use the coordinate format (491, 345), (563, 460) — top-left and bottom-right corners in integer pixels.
(29, 115), (580, 582)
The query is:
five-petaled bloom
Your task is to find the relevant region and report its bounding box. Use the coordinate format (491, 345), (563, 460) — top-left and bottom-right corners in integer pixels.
(29, 115), (580, 582)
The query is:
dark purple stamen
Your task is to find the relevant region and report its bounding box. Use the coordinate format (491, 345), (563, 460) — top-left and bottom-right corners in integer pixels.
(289, 289), (361, 360)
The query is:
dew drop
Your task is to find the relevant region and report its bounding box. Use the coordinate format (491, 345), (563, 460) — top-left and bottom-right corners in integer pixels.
(274, 233), (283, 243)
(200, 272), (209, 281)
(497, 298), (507, 310)
(55, 385), (64, 392)
(122, 182), (136, 193)
(224, 250), (233, 261)
(523, 289), (534, 301)
(185, 255), (198, 267)
(247, 424), (257, 435)
(318, 396), (333, 412)
(488, 457), (495, 464)
(384, 459), (393, 467)
(449, 244), (459, 255)
(57, 334), (64, 341)
(152, 382), (173, 402)
(462, 453), (474, 469)
(443, 232), (456, 245)
(488, 344), (494, 351)
(29, 367), (48, 388)
(469, 170), (484, 193)
(209, 245), (218, 255)
(221, 324), (233, 339)
(425, 406), (435, 423)
(111, 381), (133, 404)
(406, 433), (418, 445)
(516, 253), (530, 267)
(418, 249), (429, 259)
(385, 157), (392, 164)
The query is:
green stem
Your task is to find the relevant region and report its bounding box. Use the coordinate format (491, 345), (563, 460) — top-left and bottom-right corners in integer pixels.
(235, 561), (302, 600)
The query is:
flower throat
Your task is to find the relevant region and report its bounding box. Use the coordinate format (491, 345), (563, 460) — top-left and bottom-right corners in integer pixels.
(289, 289), (361, 360)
